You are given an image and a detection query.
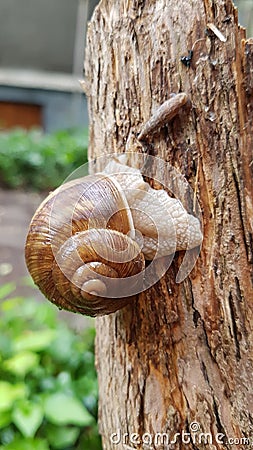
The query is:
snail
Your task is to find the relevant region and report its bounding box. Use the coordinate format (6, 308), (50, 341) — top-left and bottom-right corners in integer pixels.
(25, 155), (203, 317)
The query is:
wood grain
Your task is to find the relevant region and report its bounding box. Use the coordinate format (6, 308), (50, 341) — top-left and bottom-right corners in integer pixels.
(84, 0), (253, 448)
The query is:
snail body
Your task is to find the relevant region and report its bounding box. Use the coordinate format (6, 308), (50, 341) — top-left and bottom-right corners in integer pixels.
(25, 156), (202, 317)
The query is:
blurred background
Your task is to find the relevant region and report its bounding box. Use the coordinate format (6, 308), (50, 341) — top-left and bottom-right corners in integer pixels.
(0, 0), (100, 132)
(235, 0), (253, 37)
(0, 0), (100, 302)
(0, 1), (252, 449)
(0, 1), (102, 450)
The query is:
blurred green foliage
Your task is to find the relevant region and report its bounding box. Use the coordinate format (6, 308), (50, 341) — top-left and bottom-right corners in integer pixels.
(0, 128), (88, 191)
(0, 282), (102, 450)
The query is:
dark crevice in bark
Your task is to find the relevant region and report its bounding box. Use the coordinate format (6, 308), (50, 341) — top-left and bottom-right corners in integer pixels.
(234, 277), (243, 304)
(232, 169), (249, 260)
(193, 308), (202, 328)
(113, 93), (119, 142)
(248, 231), (253, 264)
(200, 360), (210, 384)
(228, 291), (241, 360)
(114, 315), (118, 339)
(234, 276), (249, 344)
(132, 0), (145, 16)
(137, 378), (146, 439)
(126, 368), (131, 401)
(125, 369), (131, 437)
(212, 398), (229, 448)
(96, 58), (101, 112)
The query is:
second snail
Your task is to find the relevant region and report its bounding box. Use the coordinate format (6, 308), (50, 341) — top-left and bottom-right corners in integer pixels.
(25, 155), (203, 317)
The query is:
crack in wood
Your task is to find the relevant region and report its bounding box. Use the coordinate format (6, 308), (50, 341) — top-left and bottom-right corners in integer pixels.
(228, 291), (241, 360)
(232, 169), (250, 262)
(200, 360), (210, 384)
(212, 397), (229, 449)
(137, 377), (146, 441)
(96, 58), (101, 112)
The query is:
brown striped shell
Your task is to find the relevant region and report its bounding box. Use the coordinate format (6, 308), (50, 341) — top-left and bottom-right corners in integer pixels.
(26, 158), (203, 316)
(25, 174), (145, 317)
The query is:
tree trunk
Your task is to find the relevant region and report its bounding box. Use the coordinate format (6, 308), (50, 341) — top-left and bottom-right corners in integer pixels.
(84, 0), (253, 448)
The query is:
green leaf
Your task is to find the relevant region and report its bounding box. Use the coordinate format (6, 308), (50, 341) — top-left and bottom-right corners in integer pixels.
(44, 393), (94, 426)
(4, 351), (39, 376)
(77, 425), (102, 450)
(0, 437), (49, 450)
(46, 424), (79, 448)
(56, 371), (72, 389)
(0, 381), (27, 412)
(12, 400), (44, 438)
(0, 410), (12, 428)
(0, 282), (99, 447)
(49, 327), (75, 362)
(0, 282), (16, 300)
(13, 329), (56, 352)
(74, 374), (98, 398)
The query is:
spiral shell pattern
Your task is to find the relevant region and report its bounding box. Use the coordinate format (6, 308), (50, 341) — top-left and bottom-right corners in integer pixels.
(25, 174), (145, 316)
(26, 156), (203, 316)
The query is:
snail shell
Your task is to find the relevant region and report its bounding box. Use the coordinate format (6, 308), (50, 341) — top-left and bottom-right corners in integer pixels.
(25, 174), (145, 317)
(25, 157), (202, 317)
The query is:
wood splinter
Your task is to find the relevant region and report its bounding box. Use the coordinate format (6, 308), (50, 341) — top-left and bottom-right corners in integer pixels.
(138, 92), (189, 141)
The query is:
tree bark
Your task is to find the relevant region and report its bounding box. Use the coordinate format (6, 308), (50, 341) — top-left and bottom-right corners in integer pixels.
(84, 0), (253, 448)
